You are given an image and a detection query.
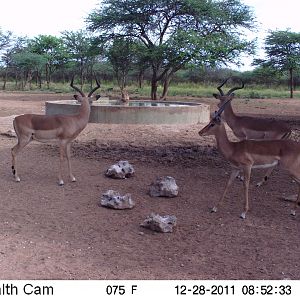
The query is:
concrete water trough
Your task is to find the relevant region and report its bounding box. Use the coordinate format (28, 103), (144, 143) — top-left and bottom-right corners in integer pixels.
(45, 99), (210, 125)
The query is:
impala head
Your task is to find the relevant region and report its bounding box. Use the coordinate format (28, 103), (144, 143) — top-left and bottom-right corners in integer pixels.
(71, 76), (101, 104)
(213, 77), (244, 107)
(199, 98), (230, 136)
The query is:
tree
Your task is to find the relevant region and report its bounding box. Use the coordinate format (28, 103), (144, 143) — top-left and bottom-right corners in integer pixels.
(106, 38), (137, 93)
(0, 29), (14, 89)
(12, 52), (47, 89)
(254, 30), (300, 98)
(61, 30), (100, 88)
(1, 36), (28, 89)
(28, 35), (67, 88)
(0, 28), (12, 50)
(87, 0), (256, 99)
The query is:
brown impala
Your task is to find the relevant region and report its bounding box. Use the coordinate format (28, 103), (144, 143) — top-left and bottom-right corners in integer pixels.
(11, 76), (100, 185)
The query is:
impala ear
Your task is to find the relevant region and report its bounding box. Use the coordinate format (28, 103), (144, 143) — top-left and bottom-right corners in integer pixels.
(73, 94), (83, 102)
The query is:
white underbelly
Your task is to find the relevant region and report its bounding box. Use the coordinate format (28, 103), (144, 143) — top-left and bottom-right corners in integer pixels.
(32, 129), (60, 142)
(252, 160), (278, 169)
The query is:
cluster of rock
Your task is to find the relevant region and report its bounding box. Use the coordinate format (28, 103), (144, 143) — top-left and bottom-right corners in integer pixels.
(101, 161), (178, 233)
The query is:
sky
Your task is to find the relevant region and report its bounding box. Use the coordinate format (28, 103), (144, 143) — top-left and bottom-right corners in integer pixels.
(240, 0), (300, 69)
(0, 0), (299, 70)
(0, 0), (99, 37)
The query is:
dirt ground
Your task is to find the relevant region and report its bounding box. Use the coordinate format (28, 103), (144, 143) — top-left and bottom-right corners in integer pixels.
(0, 91), (300, 280)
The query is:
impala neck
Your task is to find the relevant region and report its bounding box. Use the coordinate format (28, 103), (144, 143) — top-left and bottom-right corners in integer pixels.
(77, 97), (91, 125)
(214, 123), (234, 159)
(223, 102), (237, 127)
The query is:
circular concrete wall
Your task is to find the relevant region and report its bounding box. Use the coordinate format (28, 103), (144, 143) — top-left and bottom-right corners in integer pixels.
(45, 100), (210, 125)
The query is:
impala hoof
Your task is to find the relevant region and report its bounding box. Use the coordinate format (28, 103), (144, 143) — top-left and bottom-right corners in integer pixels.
(211, 207), (217, 213)
(71, 177), (76, 182)
(15, 177), (20, 183)
(240, 212), (246, 219)
(58, 180), (64, 186)
(290, 210), (296, 216)
(237, 175), (244, 182)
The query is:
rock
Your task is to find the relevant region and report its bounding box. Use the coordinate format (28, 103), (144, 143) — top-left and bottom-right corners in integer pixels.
(141, 213), (177, 233)
(100, 190), (135, 209)
(105, 160), (135, 179)
(149, 176), (178, 197)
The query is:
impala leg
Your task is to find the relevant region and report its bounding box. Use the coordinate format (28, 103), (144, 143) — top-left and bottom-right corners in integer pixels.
(240, 166), (251, 219)
(66, 143), (76, 182)
(290, 184), (300, 216)
(211, 169), (239, 213)
(256, 166), (275, 187)
(58, 141), (67, 186)
(11, 136), (31, 182)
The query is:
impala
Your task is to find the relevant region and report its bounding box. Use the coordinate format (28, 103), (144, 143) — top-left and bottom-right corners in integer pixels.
(213, 78), (291, 187)
(198, 102), (300, 219)
(11, 76), (100, 185)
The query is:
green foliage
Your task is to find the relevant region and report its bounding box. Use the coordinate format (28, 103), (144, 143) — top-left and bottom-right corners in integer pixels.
(106, 38), (137, 89)
(254, 30), (300, 98)
(0, 28), (12, 50)
(28, 35), (68, 67)
(87, 0), (257, 99)
(263, 30), (300, 71)
(12, 52), (47, 71)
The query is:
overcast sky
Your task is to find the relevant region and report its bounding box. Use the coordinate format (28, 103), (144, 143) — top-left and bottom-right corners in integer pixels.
(0, 0), (299, 70)
(0, 0), (99, 37)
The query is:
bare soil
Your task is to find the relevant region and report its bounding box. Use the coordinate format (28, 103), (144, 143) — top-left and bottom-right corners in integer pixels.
(0, 91), (300, 280)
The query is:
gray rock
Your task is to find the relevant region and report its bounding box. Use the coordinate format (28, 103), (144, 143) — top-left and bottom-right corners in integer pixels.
(149, 176), (178, 197)
(141, 213), (177, 233)
(105, 160), (135, 179)
(100, 190), (135, 209)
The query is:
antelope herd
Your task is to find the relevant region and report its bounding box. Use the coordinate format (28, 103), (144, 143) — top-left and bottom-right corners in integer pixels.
(9, 76), (299, 219)
(200, 78), (298, 219)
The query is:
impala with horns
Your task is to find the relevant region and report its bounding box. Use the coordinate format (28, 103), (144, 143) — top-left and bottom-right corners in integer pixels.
(11, 76), (101, 185)
(213, 77), (291, 187)
(198, 101), (300, 219)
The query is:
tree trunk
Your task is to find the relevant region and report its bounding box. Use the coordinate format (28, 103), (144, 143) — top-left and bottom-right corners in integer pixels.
(160, 71), (174, 100)
(37, 71), (42, 89)
(90, 65), (94, 90)
(80, 59), (84, 90)
(46, 63), (50, 89)
(151, 80), (158, 100)
(138, 70), (144, 89)
(27, 70), (32, 90)
(289, 68), (294, 98)
(15, 73), (18, 89)
(151, 67), (158, 100)
(2, 67), (8, 90)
